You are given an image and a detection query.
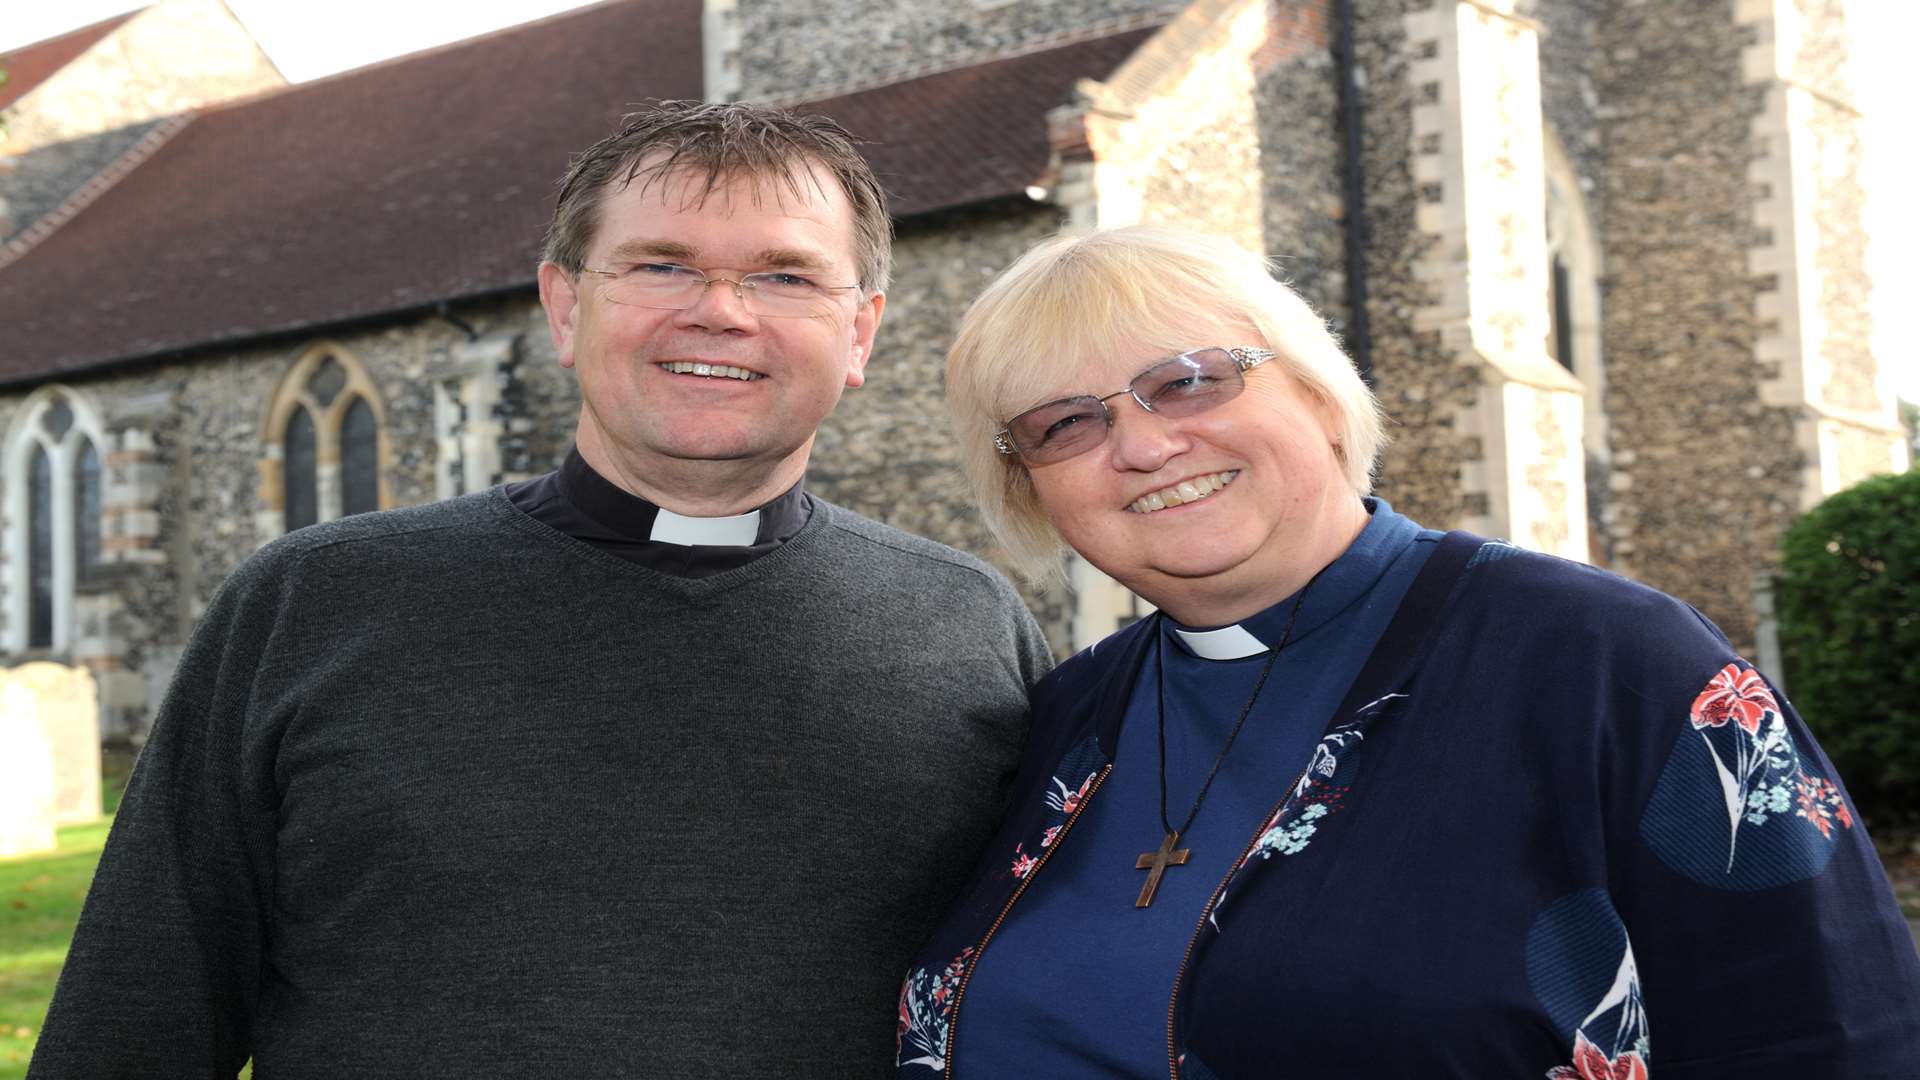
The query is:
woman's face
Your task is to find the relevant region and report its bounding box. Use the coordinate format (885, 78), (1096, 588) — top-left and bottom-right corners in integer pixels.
(1019, 328), (1368, 625)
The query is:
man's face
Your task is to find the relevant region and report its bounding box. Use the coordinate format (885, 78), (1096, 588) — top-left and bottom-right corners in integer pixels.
(538, 160), (882, 492)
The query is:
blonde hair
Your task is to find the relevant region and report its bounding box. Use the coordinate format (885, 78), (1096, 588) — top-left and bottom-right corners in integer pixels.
(946, 225), (1385, 583)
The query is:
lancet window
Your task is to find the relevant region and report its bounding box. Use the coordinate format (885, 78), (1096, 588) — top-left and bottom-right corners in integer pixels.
(4, 387), (108, 653)
(261, 345), (389, 538)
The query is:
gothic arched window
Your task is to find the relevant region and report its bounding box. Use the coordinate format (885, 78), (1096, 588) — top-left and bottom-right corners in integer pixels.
(4, 386), (109, 654)
(28, 444), (54, 648)
(260, 344), (389, 540)
(341, 397), (379, 518)
(284, 406), (319, 532)
(1543, 134), (1609, 566)
(75, 439), (102, 575)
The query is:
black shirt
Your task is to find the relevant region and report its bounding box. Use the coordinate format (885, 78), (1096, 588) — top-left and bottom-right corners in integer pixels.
(504, 447), (810, 578)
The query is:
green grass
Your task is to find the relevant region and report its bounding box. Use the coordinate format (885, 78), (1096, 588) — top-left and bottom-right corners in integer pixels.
(0, 747), (132, 1078)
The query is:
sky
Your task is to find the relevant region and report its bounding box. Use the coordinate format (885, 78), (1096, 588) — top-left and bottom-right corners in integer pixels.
(3, 1), (1917, 403)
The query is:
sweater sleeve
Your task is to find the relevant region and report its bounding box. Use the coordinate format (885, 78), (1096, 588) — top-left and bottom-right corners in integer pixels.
(1608, 605), (1920, 1077)
(28, 547), (296, 1078)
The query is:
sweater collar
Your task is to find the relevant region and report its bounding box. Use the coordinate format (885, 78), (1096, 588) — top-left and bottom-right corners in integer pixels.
(556, 446), (808, 547)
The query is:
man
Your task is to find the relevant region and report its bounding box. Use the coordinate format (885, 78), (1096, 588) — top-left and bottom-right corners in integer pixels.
(30, 102), (1050, 1078)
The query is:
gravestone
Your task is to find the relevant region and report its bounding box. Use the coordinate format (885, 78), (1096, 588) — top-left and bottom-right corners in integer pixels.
(0, 680), (57, 857)
(2, 662), (101, 825)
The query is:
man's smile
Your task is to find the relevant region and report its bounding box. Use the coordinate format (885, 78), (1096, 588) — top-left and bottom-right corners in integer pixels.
(657, 360), (765, 381)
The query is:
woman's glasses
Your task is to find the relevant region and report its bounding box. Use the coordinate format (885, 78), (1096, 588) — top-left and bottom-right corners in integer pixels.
(992, 346), (1275, 465)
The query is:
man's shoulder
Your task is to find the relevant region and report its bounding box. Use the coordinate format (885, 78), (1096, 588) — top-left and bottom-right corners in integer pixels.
(812, 499), (1014, 589)
(234, 492), (511, 584)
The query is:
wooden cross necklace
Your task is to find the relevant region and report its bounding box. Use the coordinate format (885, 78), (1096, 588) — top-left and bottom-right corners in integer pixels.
(1135, 578), (1313, 908)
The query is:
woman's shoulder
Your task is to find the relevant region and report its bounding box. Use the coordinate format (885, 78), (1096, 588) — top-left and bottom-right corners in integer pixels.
(1455, 540), (1725, 641)
(1031, 615), (1156, 710)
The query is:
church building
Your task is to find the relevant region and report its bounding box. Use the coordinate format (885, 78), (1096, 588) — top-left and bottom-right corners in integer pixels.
(0, 0), (1905, 739)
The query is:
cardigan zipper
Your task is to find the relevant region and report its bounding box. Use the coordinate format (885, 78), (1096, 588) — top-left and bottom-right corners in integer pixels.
(943, 763), (1113, 1080)
(1164, 763), (1312, 1079)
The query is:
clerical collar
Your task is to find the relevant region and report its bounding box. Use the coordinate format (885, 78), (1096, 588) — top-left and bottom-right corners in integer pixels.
(1166, 498), (1421, 661)
(556, 446), (807, 547)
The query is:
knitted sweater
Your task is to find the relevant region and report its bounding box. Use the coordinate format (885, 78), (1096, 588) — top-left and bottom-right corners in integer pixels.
(31, 490), (1051, 1079)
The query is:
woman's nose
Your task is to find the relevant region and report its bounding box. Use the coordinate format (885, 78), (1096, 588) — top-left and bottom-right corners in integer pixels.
(1105, 397), (1189, 473)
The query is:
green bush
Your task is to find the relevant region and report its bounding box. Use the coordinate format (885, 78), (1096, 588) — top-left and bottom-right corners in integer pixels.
(1778, 469), (1920, 830)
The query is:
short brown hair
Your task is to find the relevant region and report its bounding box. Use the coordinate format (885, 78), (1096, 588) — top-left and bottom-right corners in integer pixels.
(543, 100), (893, 292)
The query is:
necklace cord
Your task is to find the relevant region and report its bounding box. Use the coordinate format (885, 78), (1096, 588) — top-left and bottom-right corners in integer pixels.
(1156, 575), (1318, 840)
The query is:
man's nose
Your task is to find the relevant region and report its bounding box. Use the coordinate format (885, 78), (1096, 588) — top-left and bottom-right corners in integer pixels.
(675, 276), (757, 330)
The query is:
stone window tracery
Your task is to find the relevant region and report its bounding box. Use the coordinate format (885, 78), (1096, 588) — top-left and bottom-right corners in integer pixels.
(259, 344), (390, 540)
(4, 386), (109, 654)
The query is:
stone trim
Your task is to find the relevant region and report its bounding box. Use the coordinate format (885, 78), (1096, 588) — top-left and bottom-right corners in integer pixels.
(703, 0), (743, 103)
(1404, 0), (1586, 558)
(1738, 0), (1898, 508)
(1043, 0), (1270, 232)
(429, 333), (516, 500)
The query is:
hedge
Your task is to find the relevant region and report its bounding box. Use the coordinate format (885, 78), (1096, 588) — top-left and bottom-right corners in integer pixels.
(1777, 468), (1920, 830)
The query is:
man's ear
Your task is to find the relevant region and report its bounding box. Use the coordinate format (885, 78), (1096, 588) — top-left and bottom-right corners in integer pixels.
(538, 262), (580, 369)
(844, 290), (885, 389)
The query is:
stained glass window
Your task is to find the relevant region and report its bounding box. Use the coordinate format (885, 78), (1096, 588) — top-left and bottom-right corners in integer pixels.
(341, 396), (378, 517)
(1550, 255), (1575, 373)
(76, 439), (102, 574)
(285, 406), (318, 531)
(309, 357), (347, 408)
(28, 444), (53, 648)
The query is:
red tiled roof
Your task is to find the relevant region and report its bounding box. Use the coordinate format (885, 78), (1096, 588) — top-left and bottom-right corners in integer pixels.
(0, 6), (1154, 386)
(0, 9), (143, 113)
(810, 27), (1154, 218)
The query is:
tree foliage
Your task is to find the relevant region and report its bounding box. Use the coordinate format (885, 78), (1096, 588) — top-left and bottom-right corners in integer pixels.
(1778, 469), (1920, 829)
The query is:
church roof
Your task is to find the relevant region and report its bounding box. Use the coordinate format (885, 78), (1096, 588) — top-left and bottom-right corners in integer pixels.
(0, 9), (143, 112)
(816, 27), (1153, 221)
(0, 3), (1153, 388)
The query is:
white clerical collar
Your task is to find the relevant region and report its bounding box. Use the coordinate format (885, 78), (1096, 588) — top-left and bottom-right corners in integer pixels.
(649, 507), (762, 547)
(1171, 623), (1268, 660)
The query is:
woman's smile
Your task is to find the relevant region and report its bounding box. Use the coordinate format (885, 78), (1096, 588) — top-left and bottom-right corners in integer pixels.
(1126, 470), (1240, 514)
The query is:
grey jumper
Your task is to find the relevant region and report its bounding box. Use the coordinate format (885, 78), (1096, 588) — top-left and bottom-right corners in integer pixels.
(30, 490), (1050, 1078)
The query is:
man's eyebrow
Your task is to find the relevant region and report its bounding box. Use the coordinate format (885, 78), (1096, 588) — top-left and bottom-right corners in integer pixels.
(606, 239), (698, 263)
(602, 240), (837, 273)
(754, 248), (831, 272)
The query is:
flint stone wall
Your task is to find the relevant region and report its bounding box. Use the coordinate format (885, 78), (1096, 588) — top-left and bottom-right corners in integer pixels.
(1591, 0), (1795, 653)
(812, 200), (1074, 654)
(1533, 0), (1604, 214)
(1255, 6), (1345, 334)
(731, 0), (1185, 100)
(1349, 0), (1475, 528)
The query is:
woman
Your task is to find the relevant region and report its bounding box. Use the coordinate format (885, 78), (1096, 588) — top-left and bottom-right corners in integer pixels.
(896, 226), (1920, 1078)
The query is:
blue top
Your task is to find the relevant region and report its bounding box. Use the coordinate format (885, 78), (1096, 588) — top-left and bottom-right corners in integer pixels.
(957, 500), (1438, 1078)
(902, 530), (1920, 1078)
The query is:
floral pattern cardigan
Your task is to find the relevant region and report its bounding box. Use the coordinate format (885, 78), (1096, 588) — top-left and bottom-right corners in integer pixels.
(897, 534), (1920, 1079)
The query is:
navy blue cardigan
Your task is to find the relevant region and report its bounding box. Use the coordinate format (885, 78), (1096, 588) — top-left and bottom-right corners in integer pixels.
(897, 535), (1920, 1078)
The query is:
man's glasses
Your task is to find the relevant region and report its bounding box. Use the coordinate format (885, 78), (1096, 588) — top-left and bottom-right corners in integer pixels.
(580, 263), (861, 318)
(992, 346), (1276, 466)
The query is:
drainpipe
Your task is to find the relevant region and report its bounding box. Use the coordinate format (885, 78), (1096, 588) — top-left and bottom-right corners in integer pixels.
(1335, 0), (1373, 383)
